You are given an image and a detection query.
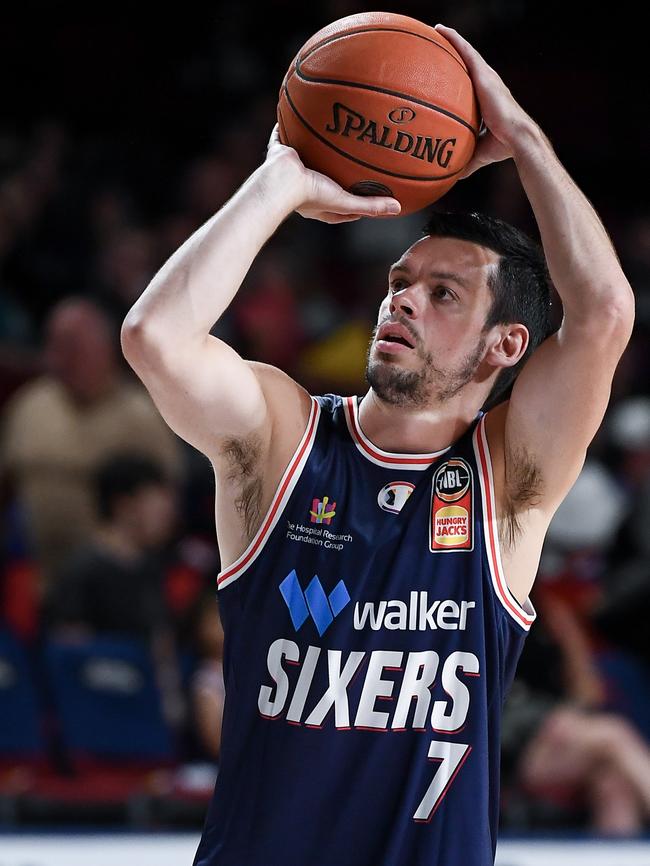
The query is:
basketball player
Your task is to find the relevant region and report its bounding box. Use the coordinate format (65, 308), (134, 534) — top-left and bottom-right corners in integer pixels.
(121, 24), (635, 866)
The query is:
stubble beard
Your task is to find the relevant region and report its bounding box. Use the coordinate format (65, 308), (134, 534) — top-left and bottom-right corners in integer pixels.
(365, 326), (487, 408)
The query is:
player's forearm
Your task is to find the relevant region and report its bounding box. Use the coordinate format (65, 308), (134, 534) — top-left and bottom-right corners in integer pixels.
(121, 155), (304, 346)
(512, 124), (635, 331)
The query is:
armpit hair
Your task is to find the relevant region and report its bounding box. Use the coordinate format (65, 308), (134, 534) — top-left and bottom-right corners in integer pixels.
(500, 443), (544, 551)
(219, 433), (264, 541)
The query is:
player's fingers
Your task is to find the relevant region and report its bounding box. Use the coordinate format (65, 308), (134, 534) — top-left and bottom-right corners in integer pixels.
(267, 122), (281, 151)
(322, 212), (363, 223)
(333, 191), (401, 217)
(456, 164), (476, 181)
(434, 24), (479, 57)
(434, 24), (490, 77)
(296, 204), (360, 222)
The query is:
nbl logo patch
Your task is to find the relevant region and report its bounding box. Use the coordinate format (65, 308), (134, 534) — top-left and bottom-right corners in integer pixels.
(429, 458), (474, 552)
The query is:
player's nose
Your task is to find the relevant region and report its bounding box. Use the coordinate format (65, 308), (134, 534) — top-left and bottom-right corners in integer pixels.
(389, 282), (424, 318)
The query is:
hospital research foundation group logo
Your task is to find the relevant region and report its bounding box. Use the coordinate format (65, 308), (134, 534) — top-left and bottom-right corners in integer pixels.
(285, 492), (353, 551)
(429, 458), (474, 552)
(310, 495), (336, 524)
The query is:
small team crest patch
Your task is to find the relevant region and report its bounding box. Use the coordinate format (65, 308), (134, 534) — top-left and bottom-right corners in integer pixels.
(377, 481), (415, 514)
(429, 458), (473, 552)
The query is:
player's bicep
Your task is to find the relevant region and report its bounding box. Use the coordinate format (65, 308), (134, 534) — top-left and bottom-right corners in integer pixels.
(121, 331), (271, 458)
(505, 315), (630, 510)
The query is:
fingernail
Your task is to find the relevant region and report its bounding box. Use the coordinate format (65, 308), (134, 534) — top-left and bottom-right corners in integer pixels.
(387, 202), (401, 214)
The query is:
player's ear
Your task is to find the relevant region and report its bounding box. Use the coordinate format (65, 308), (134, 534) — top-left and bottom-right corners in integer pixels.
(485, 323), (529, 369)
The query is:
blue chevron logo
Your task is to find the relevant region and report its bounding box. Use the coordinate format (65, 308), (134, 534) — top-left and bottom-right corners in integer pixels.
(279, 569), (351, 636)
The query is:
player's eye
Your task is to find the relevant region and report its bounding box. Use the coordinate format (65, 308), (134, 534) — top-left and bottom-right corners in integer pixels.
(389, 279), (407, 291)
(433, 286), (455, 301)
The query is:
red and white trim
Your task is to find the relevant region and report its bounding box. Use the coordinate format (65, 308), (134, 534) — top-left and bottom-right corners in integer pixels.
(343, 395), (450, 470)
(217, 396), (321, 590)
(472, 413), (537, 631)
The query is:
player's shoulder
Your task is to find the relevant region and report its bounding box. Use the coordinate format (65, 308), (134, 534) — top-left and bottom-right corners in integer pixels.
(227, 363), (348, 479)
(472, 398), (508, 474)
(244, 360), (314, 439)
(483, 397), (546, 545)
(482, 398), (509, 441)
(245, 360), (312, 409)
(483, 398), (543, 491)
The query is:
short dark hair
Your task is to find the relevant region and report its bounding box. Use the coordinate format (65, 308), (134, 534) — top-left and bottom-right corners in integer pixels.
(421, 209), (556, 410)
(94, 452), (168, 520)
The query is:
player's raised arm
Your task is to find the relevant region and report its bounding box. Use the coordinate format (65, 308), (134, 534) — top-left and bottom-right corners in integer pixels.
(436, 24), (635, 513)
(120, 126), (400, 461)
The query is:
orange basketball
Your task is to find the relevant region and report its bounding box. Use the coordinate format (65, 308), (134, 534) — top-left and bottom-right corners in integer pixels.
(277, 12), (481, 216)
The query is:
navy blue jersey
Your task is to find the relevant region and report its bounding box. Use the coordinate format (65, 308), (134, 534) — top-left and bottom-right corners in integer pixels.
(193, 393), (536, 866)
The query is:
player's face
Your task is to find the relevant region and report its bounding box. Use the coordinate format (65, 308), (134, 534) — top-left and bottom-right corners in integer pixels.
(366, 235), (501, 407)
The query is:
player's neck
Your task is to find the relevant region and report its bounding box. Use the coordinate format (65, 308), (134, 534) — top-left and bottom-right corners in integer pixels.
(357, 387), (482, 453)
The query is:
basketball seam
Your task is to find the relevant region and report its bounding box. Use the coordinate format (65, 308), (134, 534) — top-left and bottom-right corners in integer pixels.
(282, 84), (467, 183)
(294, 62), (478, 138)
(299, 26), (469, 78)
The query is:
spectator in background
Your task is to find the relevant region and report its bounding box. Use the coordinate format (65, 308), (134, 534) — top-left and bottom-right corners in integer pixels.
(186, 589), (226, 762)
(503, 595), (650, 836)
(44, 452), (177, 638)
(589, 397), (650, 685)
(232, 250), (307, 372)
(91, 225), (159, 325)
(501, 457), (650, 835)
(44, 451), (185, 729)
(0, 296), (182, 589)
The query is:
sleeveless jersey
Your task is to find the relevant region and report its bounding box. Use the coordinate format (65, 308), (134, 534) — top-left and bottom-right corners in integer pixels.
(193, 393), (537, 866)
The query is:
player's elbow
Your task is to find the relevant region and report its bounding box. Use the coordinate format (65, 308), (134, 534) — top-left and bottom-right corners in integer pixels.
(581, 283), (636, 354)
(564, 284), (635, 361)
(121, 312), (144, 364)
(607, 283), (636, 349)
(121, 307), (163, 361)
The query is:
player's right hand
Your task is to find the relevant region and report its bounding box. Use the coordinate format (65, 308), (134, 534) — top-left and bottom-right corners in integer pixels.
(265, 123), (401, 224)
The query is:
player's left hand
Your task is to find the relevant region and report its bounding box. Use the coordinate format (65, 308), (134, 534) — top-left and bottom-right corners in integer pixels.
(434, 23), (540, 179)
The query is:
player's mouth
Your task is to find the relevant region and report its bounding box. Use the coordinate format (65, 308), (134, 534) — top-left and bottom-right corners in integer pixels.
(375, 321), (417, 353)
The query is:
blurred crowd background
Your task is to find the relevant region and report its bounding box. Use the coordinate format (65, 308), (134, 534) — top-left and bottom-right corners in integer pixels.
(1, 0), (649, 835)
